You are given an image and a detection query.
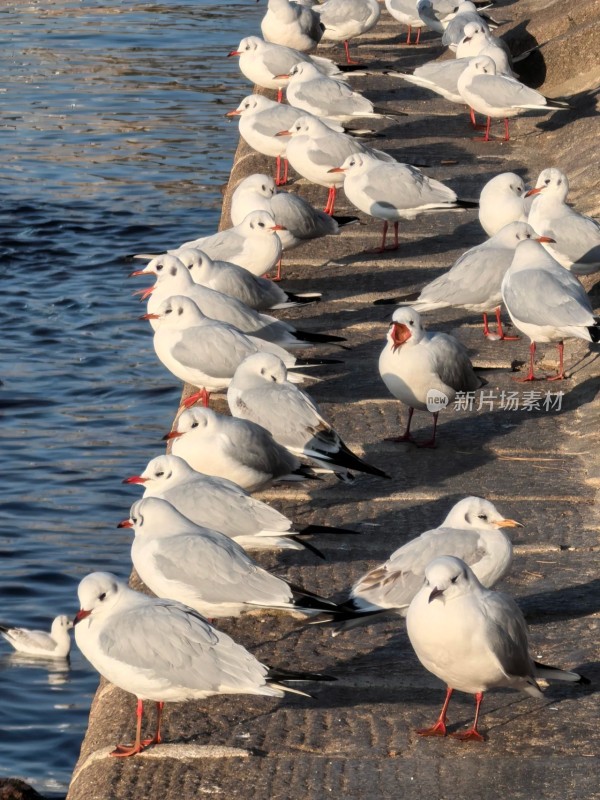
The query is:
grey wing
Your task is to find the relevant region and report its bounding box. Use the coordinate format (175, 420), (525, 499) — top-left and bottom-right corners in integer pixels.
(254, 105), (304, 137)
(99, 601), (270, 694)
(261, 48), (305, 78)
(362, 163), (456, 207)
(222, 419), (300, 477)
(470, 74), (547, 108)
(419, 246), (510, 307)
(177, 231), (243, 262)
(151, 535), (291, 606)
(3, 628), (55, 652)
(355, 528), (484, 607)
(171, 325), (255, 378)
(307, 134), (360, 167)
(502, 268), (595, 327)
(428, 332), (481, 392)
(271, 193), (338, 239)
(546, 213), (600, 266)
(414, 58), (470, 92)
(481, 592), (535, 680)
(298, 4), (325, 41)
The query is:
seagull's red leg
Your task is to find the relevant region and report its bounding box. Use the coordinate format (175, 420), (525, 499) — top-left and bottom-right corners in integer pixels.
(417, 411), (438, 448)
(495, 307), (519, 340)
(324, 186), (337, 215)
(482, 312), (492, 337)
(142, 701), (164, 747)
(385, 407), (416, 443)
(276, 87), (283, 103)
(514, 341), (541, 382)
(417, 687), (453, 736)
(111, 698), (145, 757)
(415, 27), (421, 44)
(273, 257), (283, 282)
(406, 25), (412, 44)
(546, 341), (566, 381)
(343, 40), (361, 65)
(504, 118), (510, 141)
(389, 221), (399, 251)
(181, 388), (210, 409)
(451, 692), (485, 742)
(469, 107), (486, 130)
(275, 155), (282, 186)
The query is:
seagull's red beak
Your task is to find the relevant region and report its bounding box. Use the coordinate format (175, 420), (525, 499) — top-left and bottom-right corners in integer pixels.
(225, 109), (242, 117)
(536, 236), (556, 243)
(73, 609), (91, 625)
(274, 73), (289, 79)
(122, 475), (148, 485)
(117, 519), (134, 528)
(524, 186), (544, 197)
(390, 322), (411, 352)
(163, 430), (184, 441)
(275, 129), (291, 137)
(140, 313), (160, 320)
(228, 50), (241, 57)
(270, 224), (287, 231)
(328, 166), (346, 173)
(129, 269), (148, 277)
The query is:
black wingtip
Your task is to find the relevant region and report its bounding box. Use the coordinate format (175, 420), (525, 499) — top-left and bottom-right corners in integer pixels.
(374, 293), (416, 306)
(298, 524), (361, 536)
(288, 535), (326, 560)
(332, 215), (360, 227)
(588, 324), (600, 343)
(286, 292), (322, 304)
(293, 357), (344, 366)
(456, 198), (479, 209)
(267, 666), (336, 683)
(294, 330), (347, 344)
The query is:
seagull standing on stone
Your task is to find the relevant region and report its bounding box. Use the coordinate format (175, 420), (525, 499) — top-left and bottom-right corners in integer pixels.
(379, 308), (485, 447)
(260, 0), (325, 52)
(406, 556), (589, 741)
(316, 0), (381, 64)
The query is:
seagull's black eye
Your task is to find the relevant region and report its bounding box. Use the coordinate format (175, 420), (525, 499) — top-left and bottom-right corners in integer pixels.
(156, 264), (163, 271)
(191, 422), (199, 429)
(244, 103), (250, 108)
(261, 185), (267, 192)
(544, 178), (550, 185)
(165, 308), (172, 314)
(451, 576), (458, 584)
(155, 471), (164, 478)
(98, 592), (106, 601)
(477, 514), (488, 521)
(408, 319), (414, 325)
(258, 222), (265, 228)
(270, 374), (277, 382)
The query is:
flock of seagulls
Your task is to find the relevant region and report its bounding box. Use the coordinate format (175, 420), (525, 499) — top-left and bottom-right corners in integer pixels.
(4, 0), (596, 762)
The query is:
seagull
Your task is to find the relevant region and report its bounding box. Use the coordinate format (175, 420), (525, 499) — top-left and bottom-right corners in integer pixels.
(330, 152), (476, 252)
(225, 95), (344, 186)
(312, 497), (522, 634)
(166, 406), (320, 492)
(478, 172), (530, 236)
(380, 222), (537, 340)
(123, 454), (357, 554)
(228, 36), (347, 102)
(282, 62), (386, 122)
(134, 211), (285, 277)
(416, 0), (460, 34)
(384, 0), (426, 45)
(501, 239), (600, 381)
(279, 114), (394, 214)
(526, 168), (600, 276)
(227, 352), (390, 480)
(123, 498), (343, 619)
(457, 56), (565, 142)
(379, 307), (486, 447)
(387, 57), (475, 105)
(175, 247), (321, 311)
(74, 572), (334, 756)
(454, 22), (516, 79)
(260, 0), (325, 52)
(0, 616), (73, 659)
(133, 254), (344, 348)
(315, 0), (381, 64)
(146, 296), (339, 408)
(406, 556), (589, 741)
(230, 173), (358, 277)
(442, 3), (496, 49)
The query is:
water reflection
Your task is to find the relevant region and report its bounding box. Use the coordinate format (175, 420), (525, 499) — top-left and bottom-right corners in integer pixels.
(0, 0), (259, 793)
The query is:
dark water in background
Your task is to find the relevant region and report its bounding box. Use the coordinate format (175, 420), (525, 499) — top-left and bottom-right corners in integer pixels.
(0, 1), (259, 793)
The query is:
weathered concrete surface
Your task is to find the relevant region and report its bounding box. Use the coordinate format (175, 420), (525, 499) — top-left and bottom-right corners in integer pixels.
(67, 1), (599, 798)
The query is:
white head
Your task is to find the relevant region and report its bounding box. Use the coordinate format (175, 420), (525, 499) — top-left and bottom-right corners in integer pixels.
(146, 295), (205, 328)
(387, 307), (425, 351)
(146, 256), (192, 288)
(491, 221), (538, 247)
(237, 210), (282, 237)
(288, 62), (321, 80)
(75, 572), (124, 624)
(234, 36), (263, 55)
(134, 254), (185, 282)
(461, 21), (488, 42)
(331, 152), (378, 177)
(481, 172), (526, 202)
(440, 497), (523, 530)
(174, 249), (217, 282)
(51, 615), (74, 637)
(236, 173), (277, 199)
(123, 454), (198, 493)
(466, 55), (497, 76)
(119, 496), (199, 539)
(511, 236), (558, 266)
(229, 94), (274, 117)
(171, 406), (220, 439)
(281, 114), (331, 139)
(233, 352), (288, 387)
(423, 556), (481, 604)
(527, 168), (569, 202)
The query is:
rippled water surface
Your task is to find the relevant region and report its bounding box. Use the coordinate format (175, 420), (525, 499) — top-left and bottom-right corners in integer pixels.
(0, 1), (259, 793)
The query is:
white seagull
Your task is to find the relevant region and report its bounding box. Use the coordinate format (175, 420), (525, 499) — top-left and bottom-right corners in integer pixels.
(0, 616), (73, 659)
(331, 152), (475, 252)
(166, 406), (320, 492)
(123, 498), (342, 619)
(526, 168), (600, 276)
(227, 352), (389, 479)
(74, 572), (334, 756)
(385, 0), (426, 45)
(457, 56), (565, 142)
(379, 307), (485, 447)
(406, 556), (589, 740)
(123, 454), (356, 555)
(260, 0), (325, 52)
(478, 172), (530, 236)
(501, 239), (600, 381)
(316, 0), (381, 64)
(313, 497), (522, 633)
(176, 247), (320, 311)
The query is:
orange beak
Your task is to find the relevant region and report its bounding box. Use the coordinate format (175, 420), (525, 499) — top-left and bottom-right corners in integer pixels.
(163, 430), (184, 441)
(73, 609), (91, 625)
(117, 519), (133, 528)
(228, 50), (241, 57)
(537, 236), (556, 243)
(140, 313), (160, 320)
(274, 73), (289, 79)
(225, 109), (242, 117)
(122, 475), (148, 485)
(328, 166), (346, 173)
(129, 269), (148, 277)
(524, 186), (543, 197)
(275, 129), (291, 137)
(270, 224), (287, 231)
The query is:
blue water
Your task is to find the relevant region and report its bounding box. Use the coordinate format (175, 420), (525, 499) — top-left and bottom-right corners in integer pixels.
(0, 1), (259, 794)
